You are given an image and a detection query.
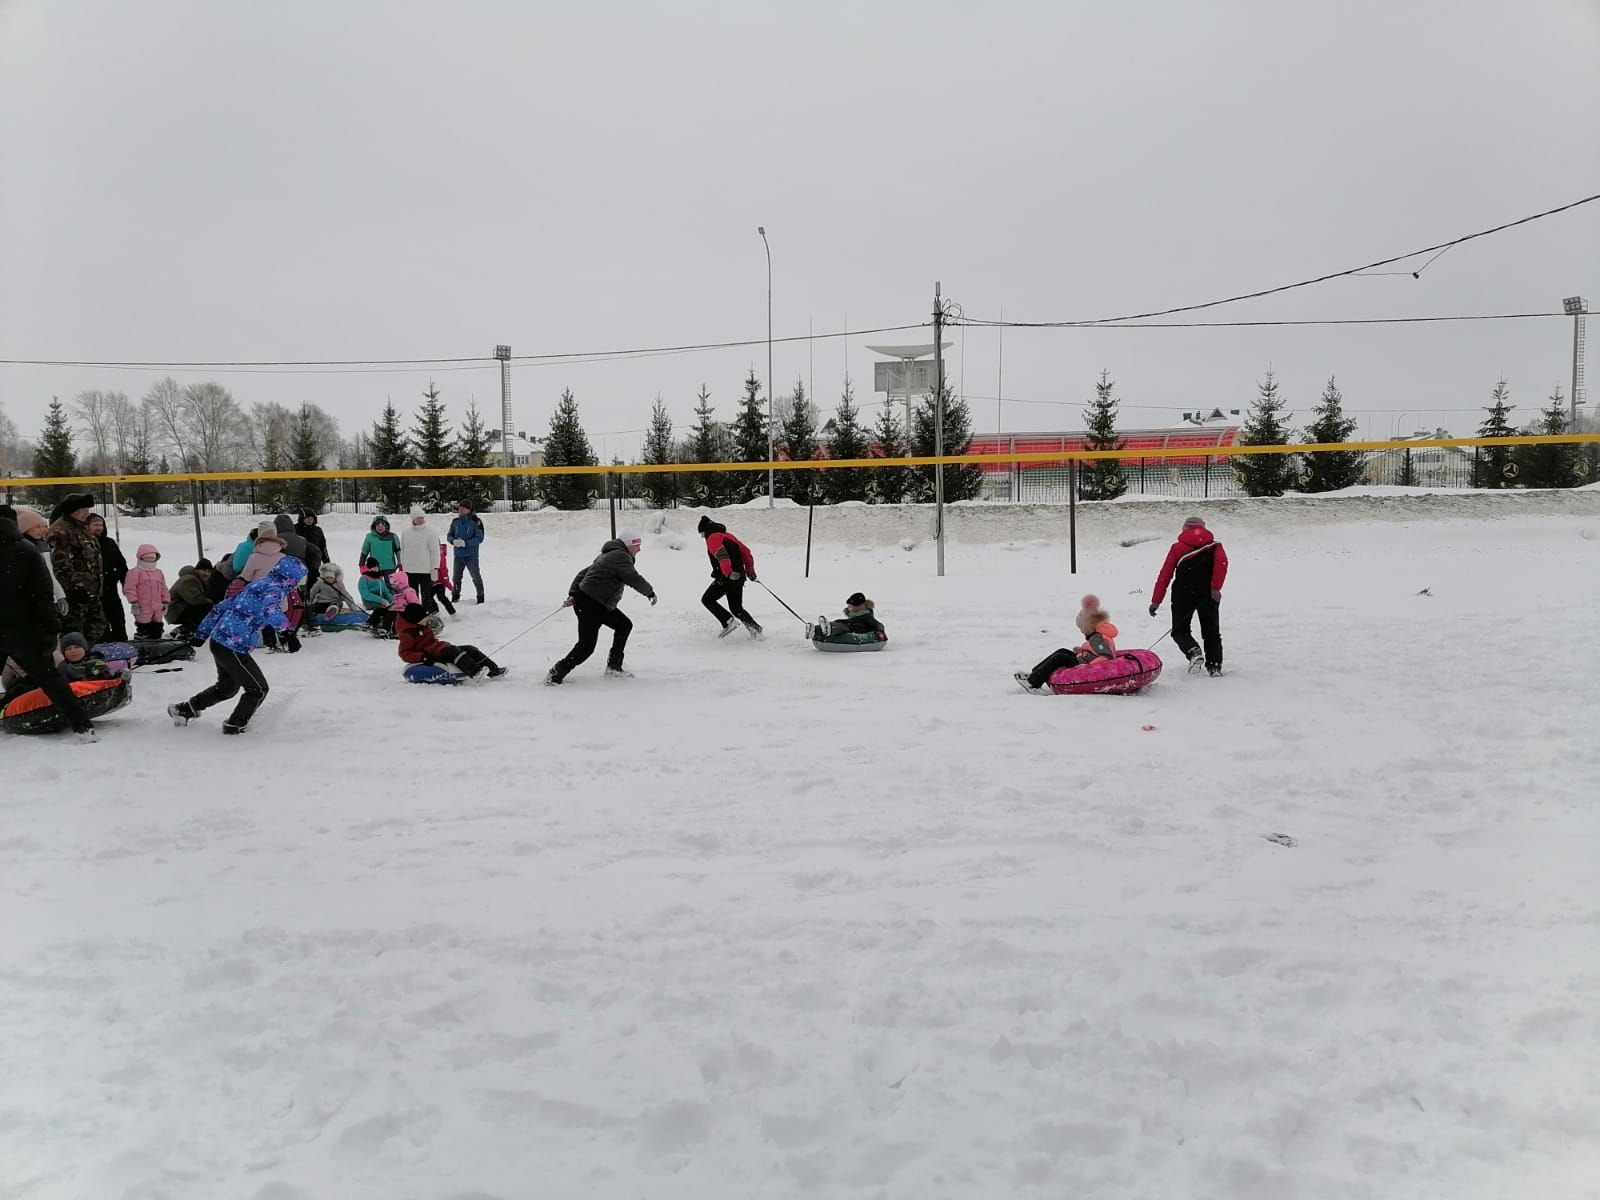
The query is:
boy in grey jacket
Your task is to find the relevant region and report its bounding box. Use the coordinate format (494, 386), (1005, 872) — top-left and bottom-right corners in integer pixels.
(546, 531), (657, 684)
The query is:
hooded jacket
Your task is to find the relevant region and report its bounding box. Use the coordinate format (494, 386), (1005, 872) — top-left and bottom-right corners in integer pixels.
(447, 512), (485, 557)
(274, 514), (322, 578)
(0, 518), (59, 642)
(240, 534), (287, 582)
(46, 511), (102, 593)
(122, 546), (171, 622)
(359, 519), (402, 572)
(400, 512), (442, 574)
(1151, 526), (1229, 605)
(395, 609), (454, 664)
(295, 510), (329, 560)
(308, 563), (360, 611)
(357, 571), (394, 611)
(570, 540), (656, 610)
(167, 565), (214, 625)
(195, 557), (307, 654)
(699, 519), (756, 581)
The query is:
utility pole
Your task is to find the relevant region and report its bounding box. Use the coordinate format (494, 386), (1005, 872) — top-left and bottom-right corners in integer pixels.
(495, 344), (512, 510)
(933, 281), (946, 578)
(759, 227), (773, 506)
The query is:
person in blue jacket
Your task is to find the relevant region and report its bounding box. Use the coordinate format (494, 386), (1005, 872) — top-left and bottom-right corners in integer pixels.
(447, 500), (486, 604)
(167, 557), (306, 735)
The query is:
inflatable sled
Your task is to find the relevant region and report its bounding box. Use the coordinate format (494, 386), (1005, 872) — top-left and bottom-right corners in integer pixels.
(811, 628), (888, 653)
(92, 641), (140, 671)
(312, 611), (369, 631)
(402, 663), (466, 686)
(1047, 649), (1163, 696)
(131, 638), (195, 665)
(1, 675), (133, 735)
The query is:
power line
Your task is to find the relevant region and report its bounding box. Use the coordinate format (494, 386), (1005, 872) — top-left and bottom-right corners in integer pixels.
(958, 311), (1568, 330)
(958, 192), (1600, 327)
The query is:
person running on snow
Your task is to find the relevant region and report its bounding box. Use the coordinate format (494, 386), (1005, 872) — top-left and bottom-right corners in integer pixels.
(168, 556), (307, 736)
(546, 530), (657, 685)
(1015, 595), (1118, 693)
(1148, 515), (1228, 676)
(695, 515), (763, 639)
(447, 500), (486, 604)
(395, 603), (507, 679)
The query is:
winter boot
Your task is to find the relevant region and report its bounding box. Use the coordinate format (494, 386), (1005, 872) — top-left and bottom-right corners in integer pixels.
(75, 726), (101, 744)
(604, 666), (634, 679)
(1014, 671), (1049, 695)
(1207, 664), (1224, 677)
(222, 722), (248, 736)
(1185, 647), (1204, 674)
(168, 702), (196, 727)
(487, 664), (509, 679)
(744, 620), (764, 641)
(718, 619), (739, 639)
(544, 668), (563, 686)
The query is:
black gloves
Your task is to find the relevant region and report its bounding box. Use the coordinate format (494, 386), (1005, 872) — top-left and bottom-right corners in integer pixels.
(1148, 603), (1159, 618)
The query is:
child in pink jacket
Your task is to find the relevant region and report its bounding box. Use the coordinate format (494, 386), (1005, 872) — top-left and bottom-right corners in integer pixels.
(123, 543), (171, 638)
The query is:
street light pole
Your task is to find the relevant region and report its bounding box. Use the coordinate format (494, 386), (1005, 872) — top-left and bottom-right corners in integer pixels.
(759, 226), (773, 507)
(1563, 296), (1588, 428)
(495, 344), (512, 510)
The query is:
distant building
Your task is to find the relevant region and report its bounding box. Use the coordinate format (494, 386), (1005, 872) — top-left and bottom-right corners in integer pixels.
(487, 431), (543, 469)
(970, 415), (1242, 500)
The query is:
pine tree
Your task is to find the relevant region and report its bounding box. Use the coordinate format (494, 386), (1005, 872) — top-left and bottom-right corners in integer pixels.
(821, 376), (871, 504)
(370, 401), (413, 513)
(289, 404), (328, 513)
(122, 422), (161, 515)
(1233, 370), (1297, 498)
(684, 384), (730, 506)
(452, 400), (495, 510)
(259, 437), (291, 513)
(1079, 370), (1128, 501)
(728, 368), (770, 503)
(1473, 377), (1517, 489)
(640, 396), (680, 509)
(31, 396), (76, 504)
(1515, 389), (1578, 488)
(908, 384), (984, 502)
(775, 379), (821, 504)
(540, 388), (598, 510)
(869, 403), (909, 504)
(1300, 375), (1364, 493)
(410, 382), (453, 509)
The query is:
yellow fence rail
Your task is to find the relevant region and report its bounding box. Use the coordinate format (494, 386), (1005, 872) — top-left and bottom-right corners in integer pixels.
(2, 433), (1596, 489)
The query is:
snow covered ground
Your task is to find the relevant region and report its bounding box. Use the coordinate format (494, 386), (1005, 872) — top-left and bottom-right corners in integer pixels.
(3, 497), (1598, 1200)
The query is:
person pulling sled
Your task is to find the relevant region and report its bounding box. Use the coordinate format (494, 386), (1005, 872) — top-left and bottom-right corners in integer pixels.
(696, 516), (763, 639)
(547, 530), (657, 684)
(1148, 516), (1228, 676)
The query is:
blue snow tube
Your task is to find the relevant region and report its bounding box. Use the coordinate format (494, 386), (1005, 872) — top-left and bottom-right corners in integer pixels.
(403, 663), (465, 686)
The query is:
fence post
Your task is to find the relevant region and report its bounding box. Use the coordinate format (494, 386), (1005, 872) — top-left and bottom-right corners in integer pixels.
(1140, 457), (1146, 495)
(1204, 456), (1211, 499)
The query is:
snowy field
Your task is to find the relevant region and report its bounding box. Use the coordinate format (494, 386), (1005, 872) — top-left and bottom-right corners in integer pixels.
(4, 495), (1599, 1200)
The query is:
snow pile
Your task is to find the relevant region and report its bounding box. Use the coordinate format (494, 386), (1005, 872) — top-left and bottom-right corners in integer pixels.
(2, 506), (1597, 1199)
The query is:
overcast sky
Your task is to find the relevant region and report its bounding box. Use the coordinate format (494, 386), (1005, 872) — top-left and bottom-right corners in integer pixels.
(2, 0), (1597, 457)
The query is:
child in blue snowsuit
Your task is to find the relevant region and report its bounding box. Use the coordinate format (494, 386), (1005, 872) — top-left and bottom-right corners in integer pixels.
(168, 557), (306, 735)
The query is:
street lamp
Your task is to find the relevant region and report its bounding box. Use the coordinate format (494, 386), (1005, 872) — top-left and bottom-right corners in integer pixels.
(495, 344), (512, 509)
(1563, 296), (1588, 428)
(758, 226), (773, 507)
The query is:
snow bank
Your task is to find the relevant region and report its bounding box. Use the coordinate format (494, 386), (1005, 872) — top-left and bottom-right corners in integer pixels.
(3, 506), (1597, 1199)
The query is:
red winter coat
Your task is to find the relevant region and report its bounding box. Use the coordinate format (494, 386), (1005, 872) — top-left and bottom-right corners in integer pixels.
(1151, 527), (1229, 605)
(705, 530), (756, 580)
(396, 613), (453, 664)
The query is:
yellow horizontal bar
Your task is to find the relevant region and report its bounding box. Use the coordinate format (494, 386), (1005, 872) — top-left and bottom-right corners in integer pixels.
(3, 433), (1596, 489)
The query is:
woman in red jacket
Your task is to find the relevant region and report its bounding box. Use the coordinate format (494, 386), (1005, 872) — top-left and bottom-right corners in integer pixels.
(395, 604), (507, 679)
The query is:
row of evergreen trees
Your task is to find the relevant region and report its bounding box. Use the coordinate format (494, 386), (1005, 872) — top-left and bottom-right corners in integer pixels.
(541, 367), (985, 510)
(363, 384), (499, 513)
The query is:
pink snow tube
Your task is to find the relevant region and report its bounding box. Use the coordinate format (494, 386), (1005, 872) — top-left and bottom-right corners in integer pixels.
(1048, 649), (1163, 696)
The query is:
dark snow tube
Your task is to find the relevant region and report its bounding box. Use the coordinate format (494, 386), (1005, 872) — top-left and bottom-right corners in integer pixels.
(313, 611), (369, 631)
(1, 675), (133, 734)
(403, 663), (466, 686)
(811, 630), (888, 653)
(1047, 649), (1163, 696)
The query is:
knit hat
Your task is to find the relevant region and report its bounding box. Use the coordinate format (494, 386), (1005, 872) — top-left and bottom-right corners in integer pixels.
(1183, 516), (1207, 530)
(13, 506), (48, 538)
(846, 592), (867, 607)
(319, 561), (338, 578)
(255, 522), (286, 548)
(59, 632), (89, 653)
(410, 505), (425, 519)
(1080, 594), (1101, 611)
(195, 557), (214, 571)
(618, 529), (643, 547)
(401, 603), (427, 623)
(696, 515), (718, 535)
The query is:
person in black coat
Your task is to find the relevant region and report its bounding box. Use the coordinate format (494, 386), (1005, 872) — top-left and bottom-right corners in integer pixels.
(0, 515), (97, 737)
(86, 513), (130, 643)
(295, 509), (329, 563)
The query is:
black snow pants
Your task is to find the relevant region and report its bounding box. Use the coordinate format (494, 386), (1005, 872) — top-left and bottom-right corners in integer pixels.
(1171, 590), (1223, 669)
(701, 578), (756, 628)
(551, 593), (631, 680)
(1026, 647), (1084, 690)
(437, 644), (498, 678)
(187, 643), (270, 729)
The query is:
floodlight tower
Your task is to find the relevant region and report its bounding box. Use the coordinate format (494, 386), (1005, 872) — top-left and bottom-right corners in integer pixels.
(1563, 297), (1588, 427)
(495, 344), (512, 508)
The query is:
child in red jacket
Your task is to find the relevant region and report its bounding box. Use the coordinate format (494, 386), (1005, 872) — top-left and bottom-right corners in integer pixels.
(395, 604), (507, 679)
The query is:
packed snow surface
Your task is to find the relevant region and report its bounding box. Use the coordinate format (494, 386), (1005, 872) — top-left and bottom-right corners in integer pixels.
(3, 498), (1597, 1199)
